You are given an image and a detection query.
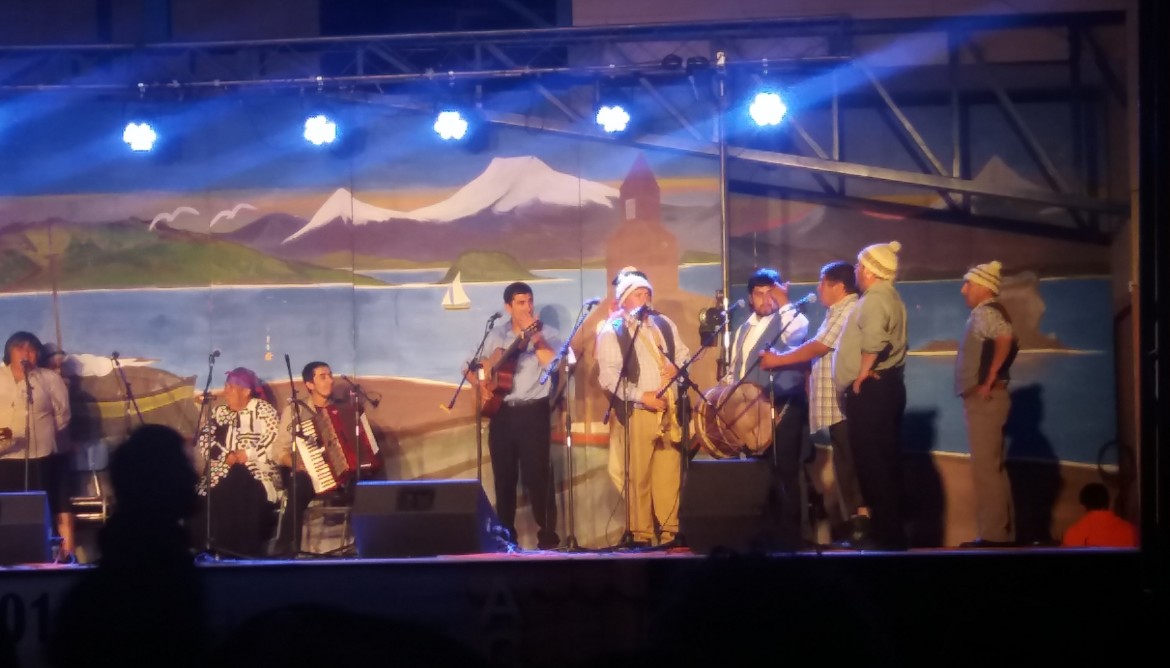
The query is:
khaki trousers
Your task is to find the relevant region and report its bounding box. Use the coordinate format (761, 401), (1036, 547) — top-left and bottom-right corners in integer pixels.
(964, 387), (1014, 542)
(608, 407), (681, 542)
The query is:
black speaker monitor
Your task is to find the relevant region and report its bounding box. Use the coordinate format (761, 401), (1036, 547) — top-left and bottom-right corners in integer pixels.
(0, 491), (52, 565)
(679, 459), (784, 554)
(352, 480), (500, 558)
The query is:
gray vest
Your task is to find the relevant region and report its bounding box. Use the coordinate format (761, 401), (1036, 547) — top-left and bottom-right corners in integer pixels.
(608, 314), (677, 425)
(954, 301), (1019, 396)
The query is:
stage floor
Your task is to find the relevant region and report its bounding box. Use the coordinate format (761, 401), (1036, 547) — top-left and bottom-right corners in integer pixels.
(1, 544), (1153, 668)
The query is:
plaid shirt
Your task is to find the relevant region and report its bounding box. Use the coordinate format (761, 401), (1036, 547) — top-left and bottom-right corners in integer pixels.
(810, 293), (858, 433)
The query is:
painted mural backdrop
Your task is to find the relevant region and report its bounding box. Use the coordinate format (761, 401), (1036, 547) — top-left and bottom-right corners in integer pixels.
(0, 94), (1114, 547)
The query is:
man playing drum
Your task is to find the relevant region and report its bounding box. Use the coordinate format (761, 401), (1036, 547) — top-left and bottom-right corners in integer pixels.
(725, 268), (809, 550)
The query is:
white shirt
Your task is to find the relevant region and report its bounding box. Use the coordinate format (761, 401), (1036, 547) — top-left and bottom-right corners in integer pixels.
(0, 365), (71, 460)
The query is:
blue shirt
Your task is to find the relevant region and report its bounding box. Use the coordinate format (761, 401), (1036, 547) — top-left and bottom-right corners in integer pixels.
(482, 318), (563, 403)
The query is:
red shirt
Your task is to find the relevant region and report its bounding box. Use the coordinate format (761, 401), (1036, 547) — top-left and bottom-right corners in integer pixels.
(1062, 510), (1137, 548)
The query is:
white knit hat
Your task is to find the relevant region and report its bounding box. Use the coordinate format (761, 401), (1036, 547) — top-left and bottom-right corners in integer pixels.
(964, 260), (1003, 294)
(858, 241), (902, 280)
(614, 270), (653, 306)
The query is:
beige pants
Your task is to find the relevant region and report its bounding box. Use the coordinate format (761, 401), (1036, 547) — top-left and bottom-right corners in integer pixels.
(964, 388), (1014, 542)
(608, 408), (681, 542)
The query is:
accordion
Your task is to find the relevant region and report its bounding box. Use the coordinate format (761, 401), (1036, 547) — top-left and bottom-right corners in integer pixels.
(292, 417), (349, 495)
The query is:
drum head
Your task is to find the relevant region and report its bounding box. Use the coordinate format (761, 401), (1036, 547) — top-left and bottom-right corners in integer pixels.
(692, 383), (774, 458)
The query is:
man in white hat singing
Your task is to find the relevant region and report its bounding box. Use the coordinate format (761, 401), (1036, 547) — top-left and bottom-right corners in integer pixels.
(834, 241), (909, 550)
(955, 261), (1019, 548)
(596, 270), (689, 548)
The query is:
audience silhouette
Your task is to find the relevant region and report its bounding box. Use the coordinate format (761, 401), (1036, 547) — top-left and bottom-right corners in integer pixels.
(47, 424), (206, 668)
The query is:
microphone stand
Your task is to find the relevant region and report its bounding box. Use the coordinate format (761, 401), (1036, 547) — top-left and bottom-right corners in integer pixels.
(604, 309), (649, 550)
(717, 302), (808, 413)
(283, 355), (307, 557)
(444, 314), (499, 484)
(342, 375), (381, 525)
(192, 351), (219, 557)
(656, 315), (749, 549)
(23, 365), (34, 492)
(541, 299), (598, 552)
(111, 354), (145, 427)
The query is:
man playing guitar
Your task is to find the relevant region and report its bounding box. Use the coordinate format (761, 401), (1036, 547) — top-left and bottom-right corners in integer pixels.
(474, 282), (563, 550)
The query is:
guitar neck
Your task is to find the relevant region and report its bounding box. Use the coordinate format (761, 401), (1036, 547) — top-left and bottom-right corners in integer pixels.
(491, 322), (541, 374)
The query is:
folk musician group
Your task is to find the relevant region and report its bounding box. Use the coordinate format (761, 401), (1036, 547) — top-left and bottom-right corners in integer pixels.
(1, 240), (1021, 558)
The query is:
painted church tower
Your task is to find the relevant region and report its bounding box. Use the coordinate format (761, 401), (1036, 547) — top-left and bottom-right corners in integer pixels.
(605, 154), (679, 295)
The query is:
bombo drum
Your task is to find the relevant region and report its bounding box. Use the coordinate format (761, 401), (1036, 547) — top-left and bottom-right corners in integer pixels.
(691, 382), (774, 459)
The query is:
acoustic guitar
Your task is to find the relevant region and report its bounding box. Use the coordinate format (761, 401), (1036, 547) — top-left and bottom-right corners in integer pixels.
(480, 319), (543, 418)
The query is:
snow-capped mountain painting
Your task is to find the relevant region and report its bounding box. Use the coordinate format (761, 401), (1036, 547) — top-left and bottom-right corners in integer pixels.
(220, 155), (713, 265)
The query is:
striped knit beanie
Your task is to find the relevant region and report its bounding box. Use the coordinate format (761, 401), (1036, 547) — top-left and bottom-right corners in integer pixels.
(964, 260), (1003, 295)
(858, 241), (901, 281)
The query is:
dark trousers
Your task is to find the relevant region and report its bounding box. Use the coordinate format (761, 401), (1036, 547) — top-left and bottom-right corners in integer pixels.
(273, 469), (315, 555)
(193, 465), (276, 558)
(488, 400), (557, 545)
(758, 395), (808, 550)
(844, 370), (907, 549)
(829, 420), (866, 521)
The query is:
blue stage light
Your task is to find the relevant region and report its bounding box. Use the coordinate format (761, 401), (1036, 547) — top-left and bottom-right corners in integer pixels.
(595, 105), (631, 134)
(434, 110), (469, 141)
(304, 114), (338, 146)
(122, 122), (158, 152)
(749, 91), (788, 127)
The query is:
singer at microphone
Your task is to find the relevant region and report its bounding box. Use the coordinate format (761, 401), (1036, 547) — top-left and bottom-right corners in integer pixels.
(724, 268), (812, 550)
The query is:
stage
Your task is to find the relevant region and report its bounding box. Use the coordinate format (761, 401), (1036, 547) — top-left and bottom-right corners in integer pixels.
(1, 544), (1152, 667)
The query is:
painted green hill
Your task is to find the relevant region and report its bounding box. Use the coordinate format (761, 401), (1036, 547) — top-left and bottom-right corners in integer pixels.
(0, 221), (384, 292)
(436, 250), (538, 284)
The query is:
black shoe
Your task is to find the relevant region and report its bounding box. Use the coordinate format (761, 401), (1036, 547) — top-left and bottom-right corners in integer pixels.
(537, 537), (561, 550)
(959, 539), (1016, 548)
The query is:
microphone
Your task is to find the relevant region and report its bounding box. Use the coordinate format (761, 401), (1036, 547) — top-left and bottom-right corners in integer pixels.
(487, 312), (503, 325)
(583, 297), (602, 307)
(632, 305), (655, 321)
(111, 351), (120, 361)
(211, 349), (221, 358)
(727, 299), (746, 314)
(783, 293), (818, 312)
(20, 359), (33, 371)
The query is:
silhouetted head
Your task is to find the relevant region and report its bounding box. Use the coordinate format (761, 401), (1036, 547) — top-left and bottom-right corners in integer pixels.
(110, 424), (199, 520)
(1079, 483), (1110, 511)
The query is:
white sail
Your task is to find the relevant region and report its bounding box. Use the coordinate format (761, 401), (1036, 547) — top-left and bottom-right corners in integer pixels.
(442, 272), (471, 310)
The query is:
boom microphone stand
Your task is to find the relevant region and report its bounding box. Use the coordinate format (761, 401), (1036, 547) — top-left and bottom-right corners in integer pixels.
(110, 352), (145, 427)
(444, 312), (501, 484)
(540, 297), (599, 552)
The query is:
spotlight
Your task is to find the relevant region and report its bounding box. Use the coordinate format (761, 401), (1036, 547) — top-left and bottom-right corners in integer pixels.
(304, 114), (338, 146)
(434, 110), (469, 141)
(661, 54), (684, 71)
(595, 105), (631, 134)
(685, 56), (711, 75)
(749, 91), (788, 127)
(123, 121), (158, 152)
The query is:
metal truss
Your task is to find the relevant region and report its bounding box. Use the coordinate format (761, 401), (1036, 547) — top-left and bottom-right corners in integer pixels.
(0, 10), (1129, 239)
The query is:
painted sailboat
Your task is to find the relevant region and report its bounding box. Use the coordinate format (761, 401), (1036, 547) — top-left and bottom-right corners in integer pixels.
(442, 272), (472, 310)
